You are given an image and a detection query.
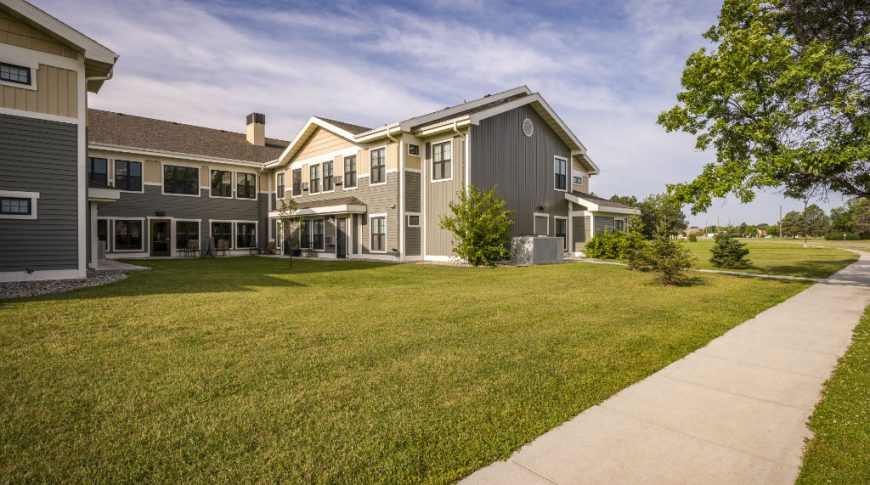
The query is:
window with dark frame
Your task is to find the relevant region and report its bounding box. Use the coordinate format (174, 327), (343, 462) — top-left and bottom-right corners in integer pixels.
(300, 220), (310, 249)
(0, 62), (31, 85)
(408, 144), (420, 156)
(97, 219), (108, 248)
(370, 148), (385, 184)
(310, 165), (321, 193)
(615, 220), (625, 232)
(175, 221), (199, 250)
(115, 160), (142, 191)
(211, 221), (232, 248)
(371, 216), (386, 252)
(323, 161), (334, 191)
(0, 197), (31, 215)
(211, 170), (232, 197)
(555, 218), (567, 251)
(344, 155), (357, 188)
(87, 157), (108, 186)
(407, 214), (420, 227)
(237, 173), (256, 199)
(163, 165), (199, 195)
(432, 141), (452, 180)
(312, 219), (324, 250)
(114, 219), (143, 251)
(554, 157), (567, 191)
(276, 172), (285, 199)
(292, 169), (302, 196)
(236, 222), (257, 248)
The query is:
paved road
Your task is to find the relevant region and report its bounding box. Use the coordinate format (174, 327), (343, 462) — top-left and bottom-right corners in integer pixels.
(463, 251), (870, 485)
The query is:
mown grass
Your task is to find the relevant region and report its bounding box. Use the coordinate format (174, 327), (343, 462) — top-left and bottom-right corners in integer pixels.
(797, 305), (870, 484)
(0, 257), (809, 483)
(683, 239), (857, 278)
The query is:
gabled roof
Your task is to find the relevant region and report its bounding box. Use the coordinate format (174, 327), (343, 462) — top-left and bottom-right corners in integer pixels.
(315, 116), (371, 135)
(2, 0), (118, 92)
(399, 85), (532, 132)
(270, 116), (363, 168)
(88, 109), (288, 164)
(567, 190), (639, 214)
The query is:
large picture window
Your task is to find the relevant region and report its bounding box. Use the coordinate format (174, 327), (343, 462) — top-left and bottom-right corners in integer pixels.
(164, 165), (199, 195)
(299, 220), (310, 249)
(370, 148), (385, 184)
(309, 165), (320, 193)
(312, 219), (324, 250)
(292, 169), (302, 196)
(276, 172), (285, 199)
(211, 170), (232, 197)
(114, 219), (143, 251)
(237, 173), (256, 199)
(432, 141), (452, 181)
(344, 155), (357, 188)
(87, 157), (108, 186)
(370, 216), (386, 252)
(554, 156), (567, 191)
(323, 161), (334, 191)
(175, 221), (199, 250)
(211, 221), (232, 248)
(115, 160), (142, 192)
(236, 222), (257, 248)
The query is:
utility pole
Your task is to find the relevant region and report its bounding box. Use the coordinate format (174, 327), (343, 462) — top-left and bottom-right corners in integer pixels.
(779, 206), (782, 239)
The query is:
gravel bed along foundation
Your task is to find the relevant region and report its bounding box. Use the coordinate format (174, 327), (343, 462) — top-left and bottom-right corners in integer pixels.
(0, 270), (128, 300)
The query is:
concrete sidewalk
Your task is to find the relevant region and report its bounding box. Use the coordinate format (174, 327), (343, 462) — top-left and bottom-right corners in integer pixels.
(463, 252), (870, 485)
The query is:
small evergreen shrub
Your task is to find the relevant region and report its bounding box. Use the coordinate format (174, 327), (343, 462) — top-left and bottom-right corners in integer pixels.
(825, 232), (862, 241)
(687, 234), (698, 242)
(583, 230), (628, 260)
(647, 237), (695, 285)
(709, 232), (751, 269)
(440, 186), (514, 266)
(624, 231), (652, 271)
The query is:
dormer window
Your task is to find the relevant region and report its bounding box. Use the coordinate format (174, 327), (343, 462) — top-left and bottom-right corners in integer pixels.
(0, 62), (31, 86)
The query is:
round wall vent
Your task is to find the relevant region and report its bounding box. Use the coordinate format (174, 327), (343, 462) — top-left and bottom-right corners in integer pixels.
(522, 118), (534, 137)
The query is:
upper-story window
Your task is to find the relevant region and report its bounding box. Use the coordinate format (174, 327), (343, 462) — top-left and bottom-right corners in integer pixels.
(237, 173), (256, 199)
(310, 165), (320, 194)
(573, 175), (583, 186)
(432, 141), (452, 181)
(163, 165), (199, 195)
(211, 170), (232, 197)
(292, 169), (302, 196)
(370, 148), (385, 184)
(276, 172), (285, 199)
(87, 157), (108, 186)
(554, 156), (567, 191)
(115, 160), (142, 192)
(323, 161), (334, 191)
(0, 62), (31, 86)
(344, 155), (357, 188)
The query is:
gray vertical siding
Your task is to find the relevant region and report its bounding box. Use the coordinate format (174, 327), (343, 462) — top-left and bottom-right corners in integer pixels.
(405, 171), (421, 212)
(470, 105), (571, 237)
(424, 135), (465, 256)
(571, 216), (586, 251)
(0, 114), (79, 272)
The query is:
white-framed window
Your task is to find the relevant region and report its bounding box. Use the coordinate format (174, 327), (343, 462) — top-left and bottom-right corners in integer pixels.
(554, 216), (568, 251)
(431, 140), (452, 181)
(163, 163), (200, 196)
(573, 175), (583, 186)
(406, 213), (420, 227)
(236, 221), (258, 248)
(534, 212), (550, 236)
(311, 219), (325, 250)
(554, 156), (568, 191)
(299, 220), (310, 249)
(175, 220), (200, 251)
(276, 172), (285, 199)
(615, 219), (626, 232)
(292, 168), (302, 196)
(369, 214), (387, 253)
(310, 164), (321, 193)
(210, 220), (233, 250)
(0, 62), (32, 87)
(344, 155), (357, 188)
(114, 160), (143, 192)
(0, 190), (39, 220)
(323, 161), (334, 192)
(370, 147), (386, 184)
(114, 219), (144, 251)
(210, 169), (233, 198)
(408, 144), (420, 156)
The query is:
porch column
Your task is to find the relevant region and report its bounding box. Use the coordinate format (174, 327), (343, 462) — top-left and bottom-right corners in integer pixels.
(89, 202), (98, 269)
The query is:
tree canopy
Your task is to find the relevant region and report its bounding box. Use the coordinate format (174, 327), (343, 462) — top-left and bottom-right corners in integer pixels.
(659, 0), (869, 213)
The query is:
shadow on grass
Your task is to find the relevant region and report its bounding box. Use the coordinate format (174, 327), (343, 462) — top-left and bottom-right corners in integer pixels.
(754, 256), (860, 280)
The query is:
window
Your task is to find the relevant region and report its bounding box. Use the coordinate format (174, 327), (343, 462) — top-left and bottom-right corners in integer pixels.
(432, 141), (452, 181)
(370, 148), (385, 184)
(276, 172), (285, 199)
(534, 214), (549, 236)
(97, 219), (108, 249)
(555, 218), (568, 251)
(114, 160), (142, 192)
(163, 165), (199, 195)
(87, 157), (108, 186)
(211, 221), (232, 248)
(310, 165), (320, 193)
(211, 170), (232, 197)
(344, 156), (357, 188)
(176, 221), (199, 250)
(573, 175), (583, 186)
(370, 216), (386, 252)
(323, 161), (334, 191)
(0, 197), (31, 215)
(615, 220), (625, 232)
(236, 222), (257, 248)
(292, 169), (302, 196)
(312, 219), (324, 250)
(300, 220), (310, 249)
(554, 156), (567, 191)
(237, 173), (256, 199)
(114, 220), (143, 251)
(0, 62), (31, 85)
(408, 144), (420, 156)
(407, 214), (420, 227)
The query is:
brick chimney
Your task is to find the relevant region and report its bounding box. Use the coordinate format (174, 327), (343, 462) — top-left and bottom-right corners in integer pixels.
(246, 112), (265, 146)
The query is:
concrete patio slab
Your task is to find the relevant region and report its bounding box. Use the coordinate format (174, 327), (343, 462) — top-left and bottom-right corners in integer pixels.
(462, 250), (870, 484)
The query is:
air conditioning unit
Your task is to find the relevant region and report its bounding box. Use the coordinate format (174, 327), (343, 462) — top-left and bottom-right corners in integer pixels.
(334, 176), (343, 186)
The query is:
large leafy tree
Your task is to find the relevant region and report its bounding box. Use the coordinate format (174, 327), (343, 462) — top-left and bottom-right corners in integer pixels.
(637, 193), (689, 238)
(659, 0), (869, 213)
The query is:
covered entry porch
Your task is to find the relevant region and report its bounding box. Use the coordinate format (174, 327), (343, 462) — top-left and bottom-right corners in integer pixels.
(269, 197), (366, 259)
(566, 191), (640, 255)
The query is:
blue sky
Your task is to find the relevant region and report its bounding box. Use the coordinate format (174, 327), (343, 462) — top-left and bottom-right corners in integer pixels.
(38, 0), (848, 226)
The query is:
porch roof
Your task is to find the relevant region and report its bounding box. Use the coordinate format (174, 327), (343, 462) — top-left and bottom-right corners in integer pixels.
(566, 191), (639, 215)
(270, 196), (367, 217)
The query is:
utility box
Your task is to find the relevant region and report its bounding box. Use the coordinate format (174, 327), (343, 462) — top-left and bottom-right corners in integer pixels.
(511, 236), (564, 265)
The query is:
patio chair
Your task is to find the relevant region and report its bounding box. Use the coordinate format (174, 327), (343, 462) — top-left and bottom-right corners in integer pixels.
(217, 239), (230, 256)
(183, 239), (199, 257)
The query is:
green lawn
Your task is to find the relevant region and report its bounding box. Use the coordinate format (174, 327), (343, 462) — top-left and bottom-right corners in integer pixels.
(797, 305), (870, 484)
(683, 239), (857, 278)
(0, 258), (810, 483)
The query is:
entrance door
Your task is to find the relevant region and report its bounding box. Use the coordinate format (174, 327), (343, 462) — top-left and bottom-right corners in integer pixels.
(336, 217), (347, 258)
(150, 219), (171, 256)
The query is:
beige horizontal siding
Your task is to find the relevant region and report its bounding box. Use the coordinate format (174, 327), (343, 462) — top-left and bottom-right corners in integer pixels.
(295, 127), (354, 160)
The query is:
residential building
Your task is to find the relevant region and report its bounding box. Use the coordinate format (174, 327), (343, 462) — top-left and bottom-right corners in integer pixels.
(0, 0), (117, 281)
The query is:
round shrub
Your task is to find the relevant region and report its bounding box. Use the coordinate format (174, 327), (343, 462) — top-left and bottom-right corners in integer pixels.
(709, 232), (751, 269)
(687, 234), (698, 242)
(584, 230), (628, 260)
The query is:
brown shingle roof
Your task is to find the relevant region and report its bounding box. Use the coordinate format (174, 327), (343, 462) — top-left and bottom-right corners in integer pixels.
(296, 196), (365, 210)
(315, 116), (372, 135)
(87, 109), (289, 163)
(571, 190), (635, 209)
